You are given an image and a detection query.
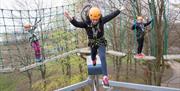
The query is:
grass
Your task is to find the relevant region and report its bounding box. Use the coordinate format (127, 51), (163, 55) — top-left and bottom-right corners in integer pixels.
(0, 74), (16, 91)
(32, 55), (88, 91)
(0, 73), (26, 91)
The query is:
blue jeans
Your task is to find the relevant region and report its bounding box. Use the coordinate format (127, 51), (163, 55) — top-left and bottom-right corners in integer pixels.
(91, 45), (107, 76)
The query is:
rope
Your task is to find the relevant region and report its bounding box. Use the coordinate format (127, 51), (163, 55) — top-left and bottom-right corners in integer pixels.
(80, 4), (92, 23)
(163, 0), (169, 55)
(130, 0), (138, 54)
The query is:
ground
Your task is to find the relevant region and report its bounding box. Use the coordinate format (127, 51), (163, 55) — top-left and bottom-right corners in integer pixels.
(161, 60), (180, 88)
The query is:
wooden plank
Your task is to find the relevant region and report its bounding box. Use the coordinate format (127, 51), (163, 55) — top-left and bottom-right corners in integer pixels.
(134, 55), (156, 60)
(107, 51), (180, 60)
(107, 50), (156, 60)
(107, 50), (126, 57)
(78, 49), (126, 57)
(19, 48), (180, 72)
(163, 55), (180, 60)
(78, 47), (90, 54)
(19, 49), (80, 72)
(0, 68), (15, 73)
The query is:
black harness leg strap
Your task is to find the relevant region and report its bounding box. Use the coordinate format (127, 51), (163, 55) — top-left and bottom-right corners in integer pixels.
(88, 37), (107, 48)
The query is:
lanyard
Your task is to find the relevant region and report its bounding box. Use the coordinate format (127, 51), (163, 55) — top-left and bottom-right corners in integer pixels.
(139, 23), (145, 32)
(91, 23), (100, 38)
(92, 27), (98, 38)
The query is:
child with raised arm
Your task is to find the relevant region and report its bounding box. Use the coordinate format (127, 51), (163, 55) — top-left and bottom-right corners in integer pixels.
(24, 22), (42, 62)
(131, 16), (153, 58)
(65, 7), (121, 86)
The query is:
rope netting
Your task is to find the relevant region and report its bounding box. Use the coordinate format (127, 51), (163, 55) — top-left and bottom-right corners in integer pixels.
(0, 1), (85, 70)
(0, 0), (170, 71)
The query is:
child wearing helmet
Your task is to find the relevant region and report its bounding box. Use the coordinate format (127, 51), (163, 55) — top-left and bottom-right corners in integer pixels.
(65, 7), (121, 86)
(131, 16), (153, 58)
(24, 23), (42, 62)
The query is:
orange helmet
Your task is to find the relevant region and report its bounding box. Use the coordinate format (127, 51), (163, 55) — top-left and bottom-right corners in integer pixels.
(88, 7), (101, 20)
(137, 16), (143, 20)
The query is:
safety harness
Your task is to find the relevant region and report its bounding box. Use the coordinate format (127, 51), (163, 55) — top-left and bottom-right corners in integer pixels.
(88, 23), (107, 48)
(29, 33), (39, 43)
(135, 23), (145, 40)
(28, 28), (39, 45)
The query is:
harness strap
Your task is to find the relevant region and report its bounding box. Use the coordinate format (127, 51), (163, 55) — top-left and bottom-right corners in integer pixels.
(88, 37), (107, 48)
(29, 34), (39, 43)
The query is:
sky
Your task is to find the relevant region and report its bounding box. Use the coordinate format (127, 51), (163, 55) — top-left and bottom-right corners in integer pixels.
(171, 0), (180, 3)
(0, 0), (180, 9)
(0, 0), (74, 9)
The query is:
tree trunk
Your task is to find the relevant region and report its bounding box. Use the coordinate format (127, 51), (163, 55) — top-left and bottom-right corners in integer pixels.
(27, 70), (32, 90)
(147, 62), (152, 85)
(126, 54), (130, 81)
(148, 0), (167, 86)
(39, 64), (46, 91)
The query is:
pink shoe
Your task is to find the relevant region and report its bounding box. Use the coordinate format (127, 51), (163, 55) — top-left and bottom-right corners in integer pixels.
(102, 76), (109, 86)
(140, 53), (145, 57)
(138, 53), (145, 58)
(135, 54), (142, 59)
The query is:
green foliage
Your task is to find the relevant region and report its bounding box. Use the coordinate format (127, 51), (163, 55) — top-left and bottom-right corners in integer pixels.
(42, 28), (78, 58)
(0, 74), (16, 91)
(32, 55), (87, 91)
(0, 73), (27, 91)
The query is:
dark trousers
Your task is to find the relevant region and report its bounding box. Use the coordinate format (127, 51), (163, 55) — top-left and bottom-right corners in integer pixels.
(91, 46), (98, 61)
(137, 37), (144, 54)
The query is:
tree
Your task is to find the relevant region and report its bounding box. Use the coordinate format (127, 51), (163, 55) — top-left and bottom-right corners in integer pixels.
(10, 39), (34, 90)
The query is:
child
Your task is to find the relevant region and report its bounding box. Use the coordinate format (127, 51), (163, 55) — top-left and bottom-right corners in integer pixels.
(131, 16), (153, 58)
(64, 7), (121, 86)
(24, 22), (42, 62)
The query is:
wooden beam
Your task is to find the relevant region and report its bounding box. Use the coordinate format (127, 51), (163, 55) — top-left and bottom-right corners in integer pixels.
(19, 49), (81, 72)
(163, 54), (180, 60)
(134, 56), (156, 60)
(107, 50), (126, 57)
(106, 51), (180, 60)
(0, 68), (15, 73)
(78, 47), (91, 54)
(16, 48), (180, 72)
(78, 49), (126, 57)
